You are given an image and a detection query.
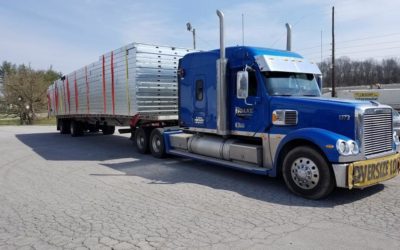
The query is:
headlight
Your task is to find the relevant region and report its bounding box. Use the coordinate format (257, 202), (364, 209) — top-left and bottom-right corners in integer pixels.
(349, 140), (359, 154)
(337, 139), (348, 155)
(394, 131), (400, 144)
(336, 139), (359, 155)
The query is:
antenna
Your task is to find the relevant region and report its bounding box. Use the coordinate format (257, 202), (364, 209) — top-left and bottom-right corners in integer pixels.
(242, 13), (245, 46)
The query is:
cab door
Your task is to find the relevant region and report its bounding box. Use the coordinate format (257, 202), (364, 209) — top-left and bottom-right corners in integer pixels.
(192, 75), (207, 127)
(230, 70), (265, 134)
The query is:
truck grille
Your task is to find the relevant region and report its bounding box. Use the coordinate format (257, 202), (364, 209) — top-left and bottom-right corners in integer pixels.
(363, 109), (393, 156)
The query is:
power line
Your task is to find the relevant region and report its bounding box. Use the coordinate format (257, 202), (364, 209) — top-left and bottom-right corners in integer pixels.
(301, 40), (400, 57)
(338, 32), (400, 44)
(336, 40), (400, 50)
(297, 33), (400, 51)
(336, 46), (400, 56)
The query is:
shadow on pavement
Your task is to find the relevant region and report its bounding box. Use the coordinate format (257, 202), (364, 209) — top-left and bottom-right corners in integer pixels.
(16, 132), (384, 207)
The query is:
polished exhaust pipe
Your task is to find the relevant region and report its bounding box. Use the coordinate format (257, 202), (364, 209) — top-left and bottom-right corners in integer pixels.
(216, 10), (229, 136)
(286, 23), (292, 51)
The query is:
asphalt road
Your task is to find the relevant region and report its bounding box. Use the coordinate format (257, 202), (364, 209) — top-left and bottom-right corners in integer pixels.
(0, 126), (399, 250)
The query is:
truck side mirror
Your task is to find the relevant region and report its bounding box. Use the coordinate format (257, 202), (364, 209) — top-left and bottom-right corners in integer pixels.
(316, 75), (323, 90)
(237, 71), (249, 99)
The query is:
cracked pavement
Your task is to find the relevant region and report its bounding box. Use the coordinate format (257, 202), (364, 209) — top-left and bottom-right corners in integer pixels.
(0, 126), (399, 249)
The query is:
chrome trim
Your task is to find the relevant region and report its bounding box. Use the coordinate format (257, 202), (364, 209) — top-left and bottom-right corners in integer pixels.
(338, 154), (364, 163)
(365, 150), (397, 160)
(342, 103), (395, 163)
(255, 55), (321, 74)
(231, 130), (259, 137)
(356, 104), (393, 157)
(186, 127), (217, 134)
(269, 134), (286, 166)
(259, 133), (273, 169)
(332, 163), (348, 188)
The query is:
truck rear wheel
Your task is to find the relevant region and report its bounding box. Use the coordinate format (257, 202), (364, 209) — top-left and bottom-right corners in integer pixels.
(70, 120), (84, 137)
(59, 119), (70, 134)
(102, 125), (115, 135)
(282, 146), (335, 199)
(135, 127), (151, 154)
(150, 128), (166, 158)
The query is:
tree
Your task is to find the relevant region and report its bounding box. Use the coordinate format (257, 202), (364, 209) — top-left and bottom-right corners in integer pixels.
(1, 61), (61, 124)
(318, 57), (400, 88)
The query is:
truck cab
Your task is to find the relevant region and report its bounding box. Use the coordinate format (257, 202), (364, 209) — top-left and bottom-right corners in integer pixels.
(157, 45), (400, 199)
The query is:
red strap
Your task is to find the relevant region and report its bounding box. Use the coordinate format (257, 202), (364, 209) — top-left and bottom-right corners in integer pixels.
(55, 83), (59, 113)
(111, 51), (115, 115)
(85, 66), (90, 114)
(66, 76), (71, 114)
(102, 55), (107, 113)
(74, 72), (78, 113)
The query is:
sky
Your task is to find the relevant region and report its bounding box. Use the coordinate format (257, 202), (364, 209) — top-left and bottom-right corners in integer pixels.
(0, 0), (399, 74)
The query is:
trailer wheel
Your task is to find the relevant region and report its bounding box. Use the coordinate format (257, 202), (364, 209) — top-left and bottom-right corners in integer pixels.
(88, 124), (99, 133)
(102, 125), (115, 135)
(135, 127), (151, 154)
(70, 120), (84, 137)
(150, 128), (166, 158)
(282, 146), (335, 199)
(59, 119), (70, 134)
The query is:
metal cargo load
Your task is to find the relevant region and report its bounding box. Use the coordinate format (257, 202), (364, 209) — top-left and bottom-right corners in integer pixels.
(47, 43), (194, 122)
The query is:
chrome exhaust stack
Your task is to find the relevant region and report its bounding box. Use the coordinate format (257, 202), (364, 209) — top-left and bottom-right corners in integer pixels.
(286, 23), (292, 51)
(216, 9), (229, 136)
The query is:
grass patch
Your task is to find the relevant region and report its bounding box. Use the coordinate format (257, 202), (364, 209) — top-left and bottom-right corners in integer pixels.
(0, 116), (56, 126)
(33, 117), (57, 125)
(0, 119), (19, 126)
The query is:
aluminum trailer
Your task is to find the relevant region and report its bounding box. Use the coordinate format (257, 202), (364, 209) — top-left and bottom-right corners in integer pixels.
(47, 43), (194, 136)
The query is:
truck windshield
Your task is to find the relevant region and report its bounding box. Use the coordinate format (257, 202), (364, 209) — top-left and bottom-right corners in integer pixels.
(263, 72), (321, 96)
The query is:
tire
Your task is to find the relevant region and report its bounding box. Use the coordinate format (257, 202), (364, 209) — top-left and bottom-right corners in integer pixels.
(88, 124), (99, 133)
(150, 128), (166, 158)
(70, 120), (83, 137)
(135, 127), (151, 154)
(102, 125), (115, 135)
(59, 119), (70, 134)
(282, 146), (335, 199)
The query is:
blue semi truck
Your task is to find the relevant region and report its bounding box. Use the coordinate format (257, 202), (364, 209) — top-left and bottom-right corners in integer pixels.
(49, 10), (400, 199)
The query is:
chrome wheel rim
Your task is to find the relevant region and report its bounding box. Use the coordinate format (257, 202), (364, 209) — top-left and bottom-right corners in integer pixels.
(137, 134), (145, 149)
(290, 157), (320, 190)
(152, 135), (160, 153)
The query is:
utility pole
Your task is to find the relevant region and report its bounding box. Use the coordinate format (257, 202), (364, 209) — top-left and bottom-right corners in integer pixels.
(320, 29), (323, 63)
(242, 14), (244, 46)
(331, 6), (336, 97)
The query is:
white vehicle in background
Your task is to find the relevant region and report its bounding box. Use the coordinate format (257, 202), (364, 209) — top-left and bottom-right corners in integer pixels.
(323, 84), (400, 111)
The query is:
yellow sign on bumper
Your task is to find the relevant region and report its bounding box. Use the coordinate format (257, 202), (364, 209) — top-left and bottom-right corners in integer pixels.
(348, 153), (400, 189)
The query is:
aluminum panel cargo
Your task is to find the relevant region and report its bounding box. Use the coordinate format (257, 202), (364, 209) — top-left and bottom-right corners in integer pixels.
(48, 43), (194, 122)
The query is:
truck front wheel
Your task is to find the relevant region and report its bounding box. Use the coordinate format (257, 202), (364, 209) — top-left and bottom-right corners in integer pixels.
(282, 146), (335, 199)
